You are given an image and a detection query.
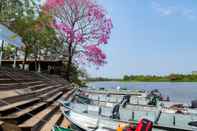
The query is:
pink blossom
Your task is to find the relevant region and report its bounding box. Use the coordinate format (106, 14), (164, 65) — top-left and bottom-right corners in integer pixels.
(84, 45), (106, 65)
(53, 21), (74, 43)
(88, 5), (104, 20)
(98, 34), (109, 44)
(75, 33), (85, 43)
(101, 18), (113, 33)
(45, 0), (64, 10)
(46, 0), (113, 67)
(53, 22), (65, 30)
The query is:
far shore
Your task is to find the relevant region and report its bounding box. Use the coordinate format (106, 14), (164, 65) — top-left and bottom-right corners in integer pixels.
(87, 80), (197, 82)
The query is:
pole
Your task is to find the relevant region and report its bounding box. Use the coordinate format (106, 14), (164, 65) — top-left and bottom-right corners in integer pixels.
(13, 47), (18, 69)
(0, 40), (4, 67)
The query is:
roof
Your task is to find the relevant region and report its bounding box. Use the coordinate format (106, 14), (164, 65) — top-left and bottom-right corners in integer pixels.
(1, 60), (63, 65)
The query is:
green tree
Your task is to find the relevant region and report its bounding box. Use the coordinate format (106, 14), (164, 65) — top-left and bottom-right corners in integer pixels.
(0, 0), (36, 25)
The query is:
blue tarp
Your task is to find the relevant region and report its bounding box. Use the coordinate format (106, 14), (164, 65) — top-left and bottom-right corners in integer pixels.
(0, 24), (22, 47)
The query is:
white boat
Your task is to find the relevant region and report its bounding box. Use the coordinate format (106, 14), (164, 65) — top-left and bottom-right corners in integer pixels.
(61, 106), (128, 131)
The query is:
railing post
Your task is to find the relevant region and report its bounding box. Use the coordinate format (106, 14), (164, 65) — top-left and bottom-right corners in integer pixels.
(132, 111), (135, 121)
(173, 115), (176, 126)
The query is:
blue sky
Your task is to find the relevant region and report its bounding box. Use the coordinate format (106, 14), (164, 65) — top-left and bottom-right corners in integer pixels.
(87, 0), (197, 78)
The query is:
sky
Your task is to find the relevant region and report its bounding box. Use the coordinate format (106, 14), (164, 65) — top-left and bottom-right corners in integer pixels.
(86, 0), (197, 78)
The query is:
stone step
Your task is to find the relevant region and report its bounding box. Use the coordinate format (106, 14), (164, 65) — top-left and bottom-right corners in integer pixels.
(32, 84), (62, 94)
(40, 86), (64, 99)
(46, 92), (63, 103)
(0, 85), (63, 106)
(23, 81), (44, 86)
(19, 104), (59, 131)
(0, 121), (3, 131)
(40, 112), (62, 131)
(28, 83), (48, 91)
(0, 98), (40, 116)
(0, 78), (14, 83)
(0, 102), (46, 122)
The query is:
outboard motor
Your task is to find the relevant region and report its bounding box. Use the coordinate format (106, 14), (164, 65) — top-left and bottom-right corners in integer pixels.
(125, 95), (131, 103)
(112, 104), (120, 119)
(98, 106), (102, 115)
(135, 119), (153, 131)
(148, 96), (157, 106)
(166, 96), (170, 101)
(121, 95), (131, 108)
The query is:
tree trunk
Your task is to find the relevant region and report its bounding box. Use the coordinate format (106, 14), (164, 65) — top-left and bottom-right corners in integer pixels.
(35, 55), (38, 71)
(22, 47), (28, 70)
(34, 43), (38, 72)
(0, 40), (4, 67)
(37, 50), (41, 73)
(65, 43), (72, 81)
(34, 47), (38, 71)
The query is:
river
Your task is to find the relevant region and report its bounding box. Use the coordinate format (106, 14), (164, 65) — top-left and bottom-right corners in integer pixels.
(88, 81), (197, 104)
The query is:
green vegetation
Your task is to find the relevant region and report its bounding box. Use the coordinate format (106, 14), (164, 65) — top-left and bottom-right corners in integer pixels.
(87, 74), (197, 82)
(87, 77), (121, 82)
(123, 74), (197, 82)
(0, 0), (87, 83)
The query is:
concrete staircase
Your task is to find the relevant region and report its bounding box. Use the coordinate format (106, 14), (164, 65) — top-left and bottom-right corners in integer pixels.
(0, 70), (75, 131)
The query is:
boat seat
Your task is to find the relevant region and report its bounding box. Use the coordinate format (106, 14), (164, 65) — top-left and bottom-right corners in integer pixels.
(19, 104), (59, 131)
(0, 98), (40, 115)
(40, 111), (62, 131)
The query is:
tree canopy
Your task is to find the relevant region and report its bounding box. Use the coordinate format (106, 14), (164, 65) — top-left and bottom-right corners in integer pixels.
(44, 0), (113, 80)
(0, 0), (113, 82)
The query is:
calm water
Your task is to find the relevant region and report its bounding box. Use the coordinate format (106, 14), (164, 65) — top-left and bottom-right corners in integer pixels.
(88, 81), (197, 103)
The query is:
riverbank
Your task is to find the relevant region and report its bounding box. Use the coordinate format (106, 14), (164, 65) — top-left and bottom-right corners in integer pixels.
(88, 80), (197, 82)
(87, 74), (197, 82)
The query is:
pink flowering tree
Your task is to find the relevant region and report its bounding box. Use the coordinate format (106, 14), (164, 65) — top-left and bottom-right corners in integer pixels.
(44, 0), (113, 81)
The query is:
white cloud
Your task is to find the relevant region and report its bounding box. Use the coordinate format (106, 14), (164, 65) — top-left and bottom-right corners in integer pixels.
(151, 1), (196, 20)
(151, 1), (174, 16)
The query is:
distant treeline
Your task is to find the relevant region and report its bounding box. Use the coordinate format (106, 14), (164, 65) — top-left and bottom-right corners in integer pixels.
(87, 74), (197, 82)
(87, 77), (121, 81)
(123, 74), (197, 82)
